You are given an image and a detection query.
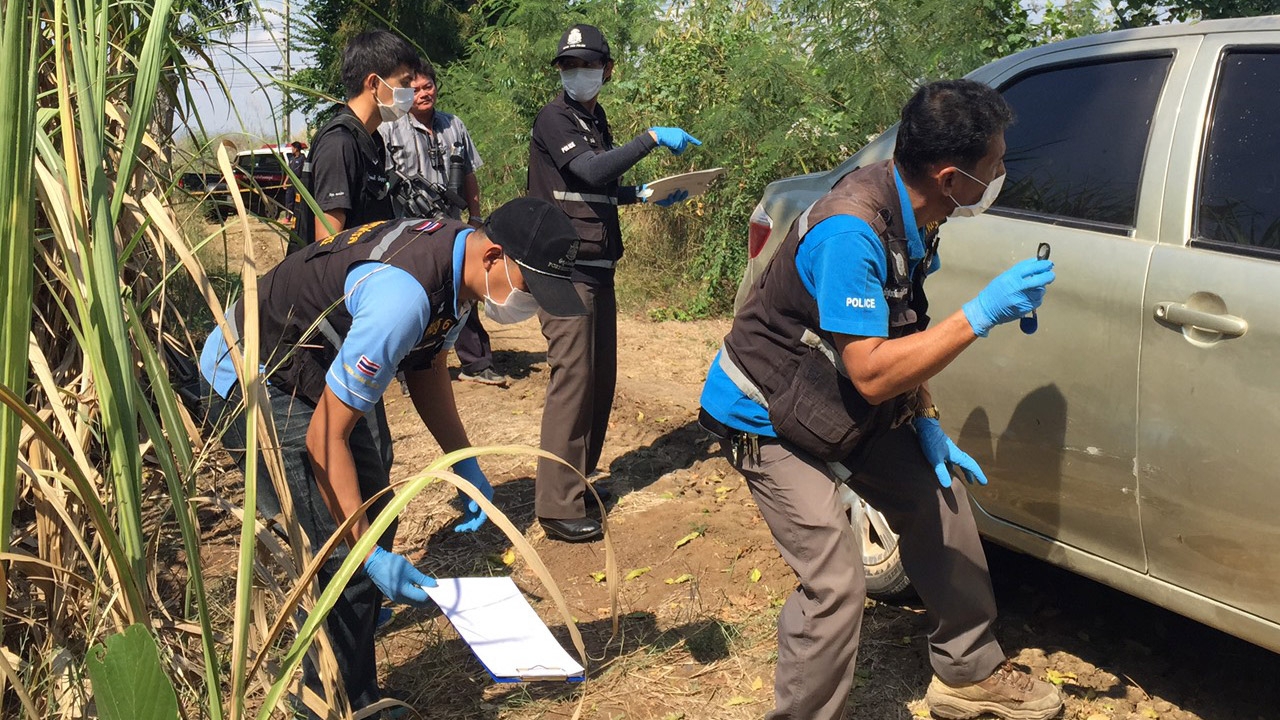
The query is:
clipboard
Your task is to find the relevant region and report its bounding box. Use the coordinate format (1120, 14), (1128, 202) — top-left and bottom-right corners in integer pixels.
(642, 167), (725, 201)
(424, 577), (585, 683)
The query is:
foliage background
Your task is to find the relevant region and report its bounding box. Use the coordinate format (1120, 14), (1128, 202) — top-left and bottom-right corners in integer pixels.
(293, 0), (1271, 316)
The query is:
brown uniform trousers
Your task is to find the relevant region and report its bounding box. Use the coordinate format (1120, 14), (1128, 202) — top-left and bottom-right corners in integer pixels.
(535, 280), (617, 518)
(727, 424), (1006, 720)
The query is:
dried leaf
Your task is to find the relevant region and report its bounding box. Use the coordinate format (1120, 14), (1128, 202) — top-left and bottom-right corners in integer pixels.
(665, 574), (694, 585)
(749, 568), (762, 583)
(625, 567), (651, 581)
(1044, 669), (1077, 686)
(751, 676), (763, 691)
(674, 531), (701, 549)
(725, 696), (755, 707)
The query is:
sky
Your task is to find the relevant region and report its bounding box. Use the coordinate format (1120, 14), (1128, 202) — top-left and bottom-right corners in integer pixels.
(184, 1), (312, 144)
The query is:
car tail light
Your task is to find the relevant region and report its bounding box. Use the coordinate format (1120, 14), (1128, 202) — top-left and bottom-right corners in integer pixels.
(748, 202), (772, 259)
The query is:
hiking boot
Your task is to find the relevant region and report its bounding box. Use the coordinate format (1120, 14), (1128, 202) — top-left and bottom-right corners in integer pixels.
(458, 367), (509, 386)
(925, 661), (1063, 720)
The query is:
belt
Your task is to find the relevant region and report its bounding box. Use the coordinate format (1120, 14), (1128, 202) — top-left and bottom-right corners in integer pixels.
(576, 259), (618, 269)
(553, 190), (618, 205)
(698, 409), (762, 465)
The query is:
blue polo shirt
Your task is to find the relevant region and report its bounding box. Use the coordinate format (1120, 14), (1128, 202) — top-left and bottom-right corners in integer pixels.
(200, 229), (472, 412)
(700, 167), (938, 436)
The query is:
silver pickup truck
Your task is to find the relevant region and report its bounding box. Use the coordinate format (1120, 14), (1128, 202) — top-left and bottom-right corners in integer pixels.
(735, 15), (1280, 653)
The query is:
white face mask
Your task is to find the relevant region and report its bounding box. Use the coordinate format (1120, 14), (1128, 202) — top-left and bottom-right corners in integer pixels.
(376, 76), (415, 122)
(948, 168), (1005, 218)
(560, 68), (604, 102)
(484, 258), (540, 324)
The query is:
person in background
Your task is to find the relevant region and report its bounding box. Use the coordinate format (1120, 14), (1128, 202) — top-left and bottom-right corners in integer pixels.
(380, 61), (509, 387)
(299, 30), (420, 245)
(698, 79), (1063, 720)
(200, 198), (584, 714)
(526, 23), (702, 543)
(284, 140), (306, 224)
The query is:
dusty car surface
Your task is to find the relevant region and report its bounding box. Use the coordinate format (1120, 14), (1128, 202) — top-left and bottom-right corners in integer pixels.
(736, 15), (1280, 653)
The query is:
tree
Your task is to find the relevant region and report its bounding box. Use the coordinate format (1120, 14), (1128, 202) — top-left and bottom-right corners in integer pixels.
(292, 0), (472, 117)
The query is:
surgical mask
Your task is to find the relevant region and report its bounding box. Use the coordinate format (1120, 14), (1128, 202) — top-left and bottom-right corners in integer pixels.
(948, 168), (1005, 218)
(484, 258), (540, 324)
(560, 68), (604, 102)
(376, 76), (415, 122)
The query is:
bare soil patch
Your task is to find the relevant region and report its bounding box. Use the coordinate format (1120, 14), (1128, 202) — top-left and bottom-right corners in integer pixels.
(189, 215), (1280, 719)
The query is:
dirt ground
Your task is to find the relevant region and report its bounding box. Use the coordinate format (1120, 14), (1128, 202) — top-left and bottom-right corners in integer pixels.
(355, 315), (1280, 720)
(196, 217), (1280, 719)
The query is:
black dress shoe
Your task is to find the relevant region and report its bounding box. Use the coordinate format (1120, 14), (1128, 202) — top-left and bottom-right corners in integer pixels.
(539, 516), (604, 543)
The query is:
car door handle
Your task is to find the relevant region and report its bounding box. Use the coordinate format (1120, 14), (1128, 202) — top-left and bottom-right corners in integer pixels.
(1154, 302), (1247, 337)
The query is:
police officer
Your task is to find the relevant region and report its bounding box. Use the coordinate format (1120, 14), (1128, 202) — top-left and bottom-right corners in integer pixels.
(528, 23), (700, 542)
(200, 198), (585, 713)
(380, 61), (509, 386)
(298, 30), (421, 245)
(698, 80), (1063, 720)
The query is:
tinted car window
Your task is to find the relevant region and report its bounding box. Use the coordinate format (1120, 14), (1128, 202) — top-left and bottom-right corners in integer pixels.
(255, 154), (284, 176)
(1196, 50), (1280, 255)
(995, 55), (1172, 231)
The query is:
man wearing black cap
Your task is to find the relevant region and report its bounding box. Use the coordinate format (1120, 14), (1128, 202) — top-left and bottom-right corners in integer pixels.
(198, 197), (584, 712)
(528, 23), (702, 542)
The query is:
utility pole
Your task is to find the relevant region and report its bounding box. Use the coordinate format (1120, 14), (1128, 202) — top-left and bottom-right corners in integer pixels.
(283, 0), (291, 142)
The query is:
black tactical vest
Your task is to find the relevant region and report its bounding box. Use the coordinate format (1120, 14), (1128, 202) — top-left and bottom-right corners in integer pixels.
(723, 160), (937, 461)
(232, 217), (466, 405)
(527, 94), (622, 266)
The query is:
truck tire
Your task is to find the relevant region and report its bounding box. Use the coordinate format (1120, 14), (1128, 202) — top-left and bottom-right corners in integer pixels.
(839, 485), (913, 600)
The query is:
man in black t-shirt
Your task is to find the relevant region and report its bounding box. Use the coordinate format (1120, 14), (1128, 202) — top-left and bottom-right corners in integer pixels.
(302, 30), (423, 243)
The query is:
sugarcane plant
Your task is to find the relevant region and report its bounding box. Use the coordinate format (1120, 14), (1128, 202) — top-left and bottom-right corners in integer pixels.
(0, 0), (604, 716)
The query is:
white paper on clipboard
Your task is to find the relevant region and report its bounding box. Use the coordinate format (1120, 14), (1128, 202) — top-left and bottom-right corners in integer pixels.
(642, 167), (725, 201)
(424, 577), (585, 682)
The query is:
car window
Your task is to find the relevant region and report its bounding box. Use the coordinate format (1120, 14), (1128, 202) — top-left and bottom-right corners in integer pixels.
(1195, 50), (1280, 257)
(994, 55), (1173, 232)
(255, 154), (283, 175)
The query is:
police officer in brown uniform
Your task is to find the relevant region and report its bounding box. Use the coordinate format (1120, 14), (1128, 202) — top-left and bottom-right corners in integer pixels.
(699, 80), (1063, 720)
(527, 24), (700, 542)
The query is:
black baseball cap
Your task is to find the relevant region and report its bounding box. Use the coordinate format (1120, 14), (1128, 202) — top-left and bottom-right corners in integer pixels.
(484, 198), (586, 317)
(551, 24), (611, 66)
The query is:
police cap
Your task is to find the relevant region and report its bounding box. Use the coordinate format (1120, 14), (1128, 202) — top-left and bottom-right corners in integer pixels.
(551, 24), (611, 66)
(484, 198), (586, 317)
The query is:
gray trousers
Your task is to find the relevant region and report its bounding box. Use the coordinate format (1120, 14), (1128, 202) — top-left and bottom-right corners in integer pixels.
(726, 425), (1005, 720)
(535, 280), (617, 518)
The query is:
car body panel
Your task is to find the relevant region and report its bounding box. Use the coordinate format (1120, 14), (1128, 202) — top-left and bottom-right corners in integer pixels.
(1137, 32), (1280, 627)
(732, 16), (1280, 653)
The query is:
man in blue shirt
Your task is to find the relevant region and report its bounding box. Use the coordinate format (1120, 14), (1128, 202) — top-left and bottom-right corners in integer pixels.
(200, 197), (583, 713)
(700, 80), (1062, 720)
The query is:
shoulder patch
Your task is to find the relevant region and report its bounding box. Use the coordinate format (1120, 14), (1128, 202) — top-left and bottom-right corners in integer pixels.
(412, 219), (444, 233)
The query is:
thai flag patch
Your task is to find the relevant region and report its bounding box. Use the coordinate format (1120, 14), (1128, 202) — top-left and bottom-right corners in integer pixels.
(412, 219), (443, 233)
(355, 355), (381, 378)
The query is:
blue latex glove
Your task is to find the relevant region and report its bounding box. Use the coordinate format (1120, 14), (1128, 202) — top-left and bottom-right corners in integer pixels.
(912, 417), (988, 488)
(655, 189), (689, 207)
(452, 457), (495, 533)
(649, 126), (702, 155)
(363, 546), (436, 607)
(962, 258), (1055, 337)
(639, 184), (690, 207)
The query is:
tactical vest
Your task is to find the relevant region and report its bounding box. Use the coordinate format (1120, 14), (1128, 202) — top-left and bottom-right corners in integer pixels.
(294, 106), (392, 249)
(527, 95), (622, 267)
(230, 217), (466, 405)
(722, 160), (937, 461)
